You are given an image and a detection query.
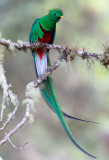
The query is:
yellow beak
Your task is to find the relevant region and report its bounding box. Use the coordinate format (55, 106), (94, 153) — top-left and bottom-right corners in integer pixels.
(60, 16), (64, 18)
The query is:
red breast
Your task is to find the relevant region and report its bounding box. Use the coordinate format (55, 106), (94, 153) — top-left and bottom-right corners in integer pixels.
(35, 23), (55, 59)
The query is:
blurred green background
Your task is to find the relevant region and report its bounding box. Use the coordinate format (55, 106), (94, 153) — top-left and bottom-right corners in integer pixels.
(0, 0), (109, 160)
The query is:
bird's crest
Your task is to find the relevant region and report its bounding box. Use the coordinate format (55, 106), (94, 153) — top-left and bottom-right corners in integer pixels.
(48, 8), (63, 15)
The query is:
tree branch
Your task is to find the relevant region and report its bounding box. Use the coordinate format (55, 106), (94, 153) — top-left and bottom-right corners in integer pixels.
(0, 38), (109, 67)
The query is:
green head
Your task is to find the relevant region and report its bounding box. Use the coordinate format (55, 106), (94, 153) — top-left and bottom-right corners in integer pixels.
(40, 9), (63, 31)
(48, 9), (63, 22)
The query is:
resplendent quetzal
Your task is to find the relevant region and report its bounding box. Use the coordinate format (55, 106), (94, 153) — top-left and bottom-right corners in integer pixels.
(29, 9), (96, 158)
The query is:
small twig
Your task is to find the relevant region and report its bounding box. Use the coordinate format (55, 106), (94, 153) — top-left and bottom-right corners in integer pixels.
(0, 63), (8, 121)
(0, 103), (30, 146)
(0, 62), (20, 130)
(7, 136), (29, 151)
(0, 73), (7, 121)
(0, 102), (19, 131)
(0, 88), (6, 121)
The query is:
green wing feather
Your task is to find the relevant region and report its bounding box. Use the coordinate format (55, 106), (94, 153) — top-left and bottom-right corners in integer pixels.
(29, 18), (44, 43)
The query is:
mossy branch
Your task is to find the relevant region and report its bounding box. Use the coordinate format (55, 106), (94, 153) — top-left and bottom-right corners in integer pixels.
(1, 38), (109, 67)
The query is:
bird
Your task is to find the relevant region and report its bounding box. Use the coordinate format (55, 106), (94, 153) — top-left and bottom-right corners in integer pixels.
(29, 9), (96, 158)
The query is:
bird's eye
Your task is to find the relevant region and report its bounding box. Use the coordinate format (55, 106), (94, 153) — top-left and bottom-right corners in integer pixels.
(54, 13), (56, 16)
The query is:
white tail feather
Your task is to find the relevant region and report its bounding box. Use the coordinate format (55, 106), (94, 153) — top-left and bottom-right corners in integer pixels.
(35, 53), (47, 77)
